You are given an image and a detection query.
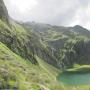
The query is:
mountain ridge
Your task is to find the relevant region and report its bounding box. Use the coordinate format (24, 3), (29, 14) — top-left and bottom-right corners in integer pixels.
(0, 0), (9, 24)
(0, 0), (90, 89)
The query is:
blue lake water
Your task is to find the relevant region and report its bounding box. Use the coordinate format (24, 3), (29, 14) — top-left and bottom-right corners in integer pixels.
(58, 72), (90, 86)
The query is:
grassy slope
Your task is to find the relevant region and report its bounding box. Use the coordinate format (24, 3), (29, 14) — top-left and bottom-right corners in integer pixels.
(0, 20), (90, 90)
(0, 42), (65, 90)
(0, 19), (37, 63)
(66, 64), (90, 73)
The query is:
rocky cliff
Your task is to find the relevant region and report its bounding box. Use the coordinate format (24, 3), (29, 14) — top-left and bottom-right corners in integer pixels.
(58, 37), (90, 69)
(23, 22), (90, 69)
(0, 0), (9, 23)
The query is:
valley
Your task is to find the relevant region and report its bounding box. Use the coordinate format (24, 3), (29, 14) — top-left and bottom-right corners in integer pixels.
(0, 0), (90, 90)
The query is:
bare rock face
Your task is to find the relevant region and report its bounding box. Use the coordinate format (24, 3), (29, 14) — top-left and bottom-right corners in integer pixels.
(59, 39), (90, 69)
(0, 0), (9, 23)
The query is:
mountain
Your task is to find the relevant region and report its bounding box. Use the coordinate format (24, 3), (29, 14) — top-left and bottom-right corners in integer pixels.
(0, 0), (9, 23)
(58, 37), (90, 69)
(72, 25), (90, 38)
(0, 0), (90, 90)
(23, 22), (90, 38)
(0, 1), (58, 67)
(0, 40), (61, 89)
(22, 22), (90, 68)
(0, 1), (63, 89)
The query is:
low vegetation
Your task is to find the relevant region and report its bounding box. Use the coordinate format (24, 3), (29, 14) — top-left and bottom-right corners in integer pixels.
(0, 42), (65, 90)
(0, 1), (90, 89)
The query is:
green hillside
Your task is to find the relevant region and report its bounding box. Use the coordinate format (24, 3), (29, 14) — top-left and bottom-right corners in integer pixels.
(0, 19), (90, 90)
(0, 41), (64, 90)
(0, 19), (62, 89)
(0, 0), (90, 89)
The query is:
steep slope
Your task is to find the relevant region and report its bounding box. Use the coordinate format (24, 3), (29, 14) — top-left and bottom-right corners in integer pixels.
(1, 0), (90, 90)
(23, 22), (90, 69)
(0, 20), (58, 67)
(22, 22), (90, 53)
(0, 42), (64, 90)
(0, 0), (58, 66)
(0, 1), (64, 90)
(0, 20), (36, 64)
(0, 19), (90, 90)
(0, 0), (9, 24)
(58, 36), (90, 69)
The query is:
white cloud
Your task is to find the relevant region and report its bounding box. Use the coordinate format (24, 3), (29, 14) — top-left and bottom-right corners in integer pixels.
(68, 1), (90, 30)
(3, 0), (90, 30)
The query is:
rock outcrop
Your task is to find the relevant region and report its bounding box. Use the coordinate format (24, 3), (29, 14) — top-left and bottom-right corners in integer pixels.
(59, 37), (90, 69)
(0, 0), (9, 23)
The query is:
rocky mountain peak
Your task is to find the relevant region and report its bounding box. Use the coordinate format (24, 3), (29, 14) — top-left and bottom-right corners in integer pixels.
(0, 0), (9, 23)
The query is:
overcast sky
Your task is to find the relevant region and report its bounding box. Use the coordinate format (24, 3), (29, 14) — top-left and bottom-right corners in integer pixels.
(4, 0), (90, 30)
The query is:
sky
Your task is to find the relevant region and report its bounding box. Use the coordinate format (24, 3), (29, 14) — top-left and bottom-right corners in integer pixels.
(3, 0), (90, 30)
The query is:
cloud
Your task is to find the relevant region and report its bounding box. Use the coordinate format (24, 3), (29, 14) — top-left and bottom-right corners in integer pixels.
(4, 0), (90, 30)
(69, 0), (90, 29)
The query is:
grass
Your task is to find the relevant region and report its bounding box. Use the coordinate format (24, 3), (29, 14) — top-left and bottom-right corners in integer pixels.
(0, 19), (90, 90)
(66, 64), (90, 73)
(0, 42), (64, 90)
